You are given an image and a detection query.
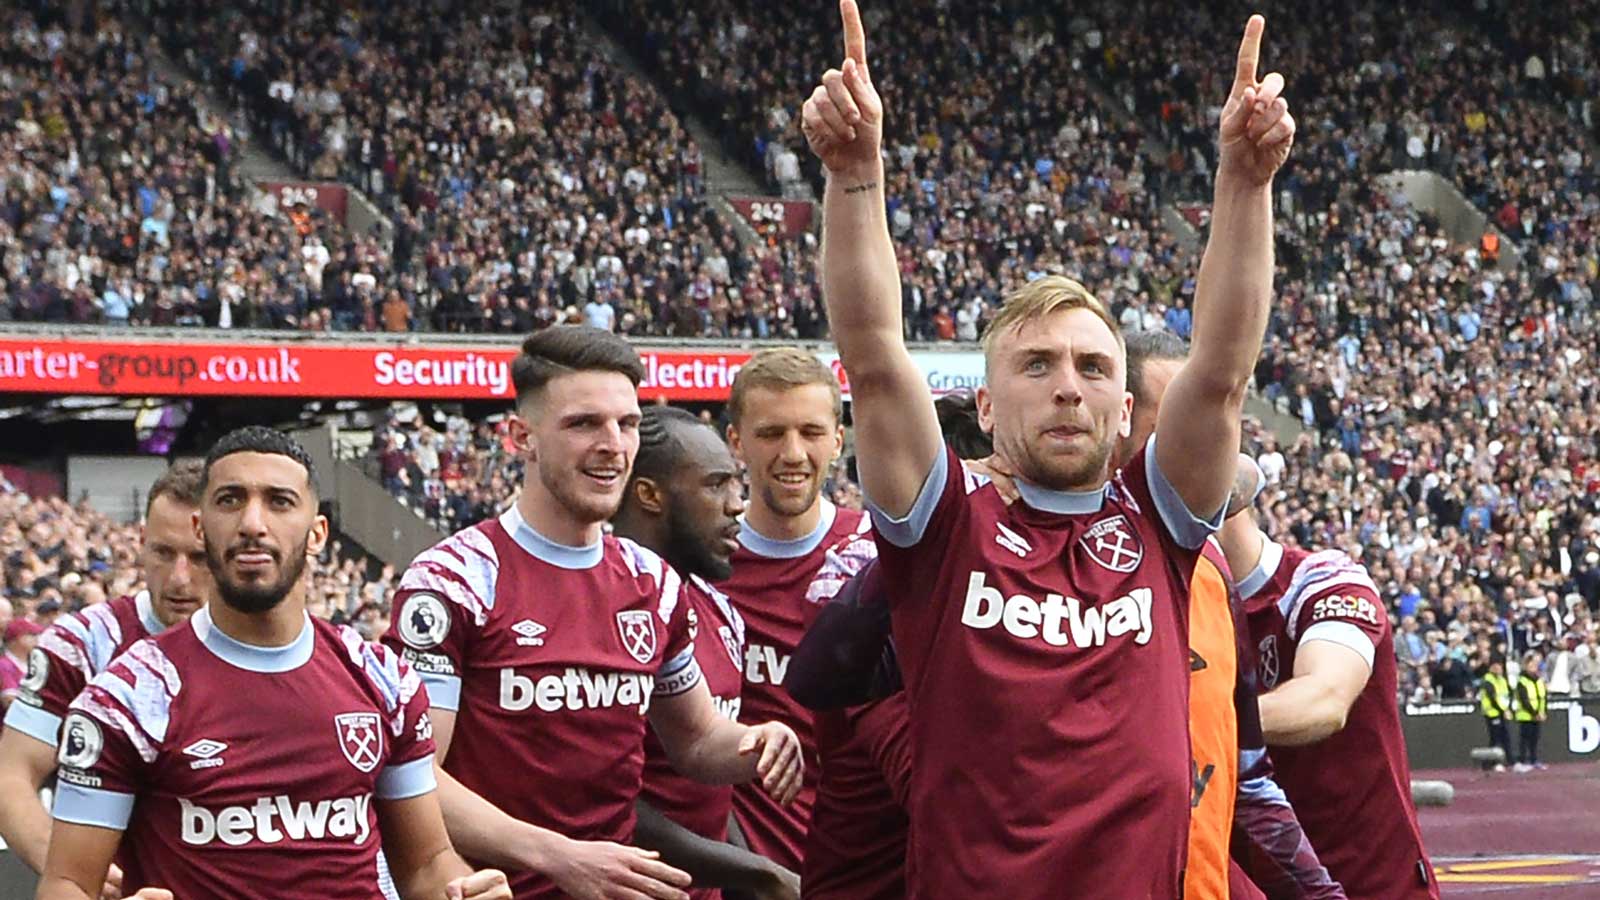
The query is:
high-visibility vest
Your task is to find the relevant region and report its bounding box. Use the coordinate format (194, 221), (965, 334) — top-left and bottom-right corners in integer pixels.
(1480, 672), (1512, 719)
(1514, 675), (1548, 722)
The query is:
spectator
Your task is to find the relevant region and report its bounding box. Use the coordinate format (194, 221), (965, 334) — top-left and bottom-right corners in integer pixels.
(0, 619), (41, 709)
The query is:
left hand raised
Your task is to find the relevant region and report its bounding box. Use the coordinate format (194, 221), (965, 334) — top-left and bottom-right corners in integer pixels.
(446, 869), (514, 900)
(739, 722), (804, 805)
(1218, 15), (1295, 186)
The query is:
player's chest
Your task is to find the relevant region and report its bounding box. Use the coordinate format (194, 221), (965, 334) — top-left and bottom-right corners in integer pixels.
(935, 513), (1178, 660)
(154, 673), (394, 806)
(718, 557), (817, 688)
(475, 588), (667, 674)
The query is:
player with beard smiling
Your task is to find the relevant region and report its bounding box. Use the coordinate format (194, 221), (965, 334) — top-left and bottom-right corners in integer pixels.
(616, 406), (801, 900)
(37, 427), (509, 900)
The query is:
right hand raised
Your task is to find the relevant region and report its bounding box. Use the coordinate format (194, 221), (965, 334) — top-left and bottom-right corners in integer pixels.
(801, 0), (883, 175)
(545, 838), (692, 900)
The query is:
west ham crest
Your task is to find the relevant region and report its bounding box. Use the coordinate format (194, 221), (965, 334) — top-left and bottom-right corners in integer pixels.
(335, 712), (385, 773)
(718, 625), (742, 668)
(1081, 515), (1144, 573)
(616, 610), (658, 665)
(1258, 635), (1280, 690)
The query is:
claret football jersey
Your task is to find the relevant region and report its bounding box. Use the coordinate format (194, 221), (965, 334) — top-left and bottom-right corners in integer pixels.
(5, 591), (169, 746)
(640, 573), (747, 900)
(715, 499), (868, 870)
(386, 505), (700, 899)
(868, 440), (1223, 900)
(1240, 539), (1437, 900)
(51, 607), (436, 899)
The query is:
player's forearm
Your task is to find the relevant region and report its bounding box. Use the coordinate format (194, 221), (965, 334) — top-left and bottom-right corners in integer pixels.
(668, 719), (759, 786)
(0, 771), (52, 872)
(435, 765), (568, 872)
(1258, 676), (1350, 746)
(634, 801), (791, 893)
(1232, 777), (1346, 899)
(1190, 172), (1274, 398)
(395, 846), (474, 900)
(34, 876), (96, 900)
(820, 158), (901, 361)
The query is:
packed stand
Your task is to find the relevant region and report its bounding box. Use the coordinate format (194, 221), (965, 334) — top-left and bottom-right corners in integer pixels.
(0, 486), (398, 642)
(603, 0), (1200, 343)
(0, 7), (393, 330)
(146, 0), (831, 339)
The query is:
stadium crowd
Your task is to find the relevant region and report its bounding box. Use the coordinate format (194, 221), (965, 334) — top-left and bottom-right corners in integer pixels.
(0, 486), (399, 649)
(4, 0), (1597, 712)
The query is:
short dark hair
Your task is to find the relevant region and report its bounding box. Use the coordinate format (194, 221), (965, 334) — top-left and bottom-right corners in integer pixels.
(630, 406), (711, 485)
(146, 459), (205, 515)
(512, 326), (646, 406)
(203, 426), (318, 497)
(934, 391), (994, 461)
(1123, 329), (1189, 406)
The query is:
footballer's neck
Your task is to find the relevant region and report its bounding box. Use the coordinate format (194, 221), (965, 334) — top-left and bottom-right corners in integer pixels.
(518, 483), (605, 547)
(745, 494), (824, 542)
(210, 589), (309, 648)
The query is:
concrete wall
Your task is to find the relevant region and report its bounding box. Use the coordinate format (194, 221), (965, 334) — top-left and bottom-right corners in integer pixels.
(1377, 170), (1517, 271)
(291, 425), (443, 569)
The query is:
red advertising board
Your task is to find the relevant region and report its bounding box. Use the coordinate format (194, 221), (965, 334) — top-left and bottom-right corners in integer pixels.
(258, 181), (349, 226)
(727, 196), (815, 239)
(0, 337), (982, 402)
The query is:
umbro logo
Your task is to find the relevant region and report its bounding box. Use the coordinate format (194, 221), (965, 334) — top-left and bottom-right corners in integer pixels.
(511, 619), (547, 647)
(995, 522), (1032, 558)
(183, 739), (227, 770)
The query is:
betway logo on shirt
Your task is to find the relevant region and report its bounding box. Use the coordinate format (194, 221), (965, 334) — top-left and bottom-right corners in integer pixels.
(743, 644), (789, 685)
(712, 695), (742, 721)
(960, 572), (1154, 647)
(180, 794), (371, 846)
(499, 667), (655, 714)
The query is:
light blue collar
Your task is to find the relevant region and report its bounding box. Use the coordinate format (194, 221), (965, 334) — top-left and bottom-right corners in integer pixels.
(500, 506), (604, 570)
(1015, 478), (1107, 515)
(737, 499), (837, 559)
(191, 605), (314, 673)
(134, 590), (167, 635)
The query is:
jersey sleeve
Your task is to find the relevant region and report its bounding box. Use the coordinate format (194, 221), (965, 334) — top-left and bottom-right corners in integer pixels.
(50, 643), (176, 832)
(5, 610), (122, 745)
(383, 530), (500, 713)
(865, 443), (959, 550)
(1120, 437), (1227, 550)
(339, 630), (439, 801)
(653, 564), (703, 699)
(1286, 551), (1386, 670)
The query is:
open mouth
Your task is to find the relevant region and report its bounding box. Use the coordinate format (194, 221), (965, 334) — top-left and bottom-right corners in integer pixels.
(773, 471), (813, 489)
(582, 466), (624, 489)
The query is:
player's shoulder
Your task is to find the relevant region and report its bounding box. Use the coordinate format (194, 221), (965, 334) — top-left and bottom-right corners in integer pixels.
(71, 633), (186, 761)
(322, 620), (422, 717)
(398, 518), (506, 625)
(46, 594), (141, 668)
(1287, 546), (1380, 600)
(688, 573), (745, 640)
(809, 516), (879, 604)
(609, 535), (686, 623)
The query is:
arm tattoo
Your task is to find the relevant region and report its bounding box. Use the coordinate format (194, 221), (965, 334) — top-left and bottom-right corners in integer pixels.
(842, 181), (878, 195)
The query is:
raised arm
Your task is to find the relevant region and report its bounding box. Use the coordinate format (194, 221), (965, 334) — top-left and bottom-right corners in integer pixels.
(804, 0), (942, 517)
(1157, 15), (1295, 518)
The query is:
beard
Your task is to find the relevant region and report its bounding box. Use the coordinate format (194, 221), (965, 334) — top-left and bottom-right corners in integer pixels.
(539, 456), (625, 528)
(758, 474), (823, 520)
(206, 532), (310, 615)
(999, 425), (1116, 493)
(663, 502), (734, 582)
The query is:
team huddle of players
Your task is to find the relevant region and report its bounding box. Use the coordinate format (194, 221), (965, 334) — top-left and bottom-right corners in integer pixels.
(0, 5), (1439, 899)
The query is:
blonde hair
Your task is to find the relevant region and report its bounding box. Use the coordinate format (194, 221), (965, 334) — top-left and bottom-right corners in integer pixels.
(728, 348), (843, 425)
(980, 276), (1124, 364)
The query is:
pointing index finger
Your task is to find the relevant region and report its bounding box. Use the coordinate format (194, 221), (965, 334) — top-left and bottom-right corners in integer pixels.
(1233, 14), (1265, 95)
(842, 0), (867, 68)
